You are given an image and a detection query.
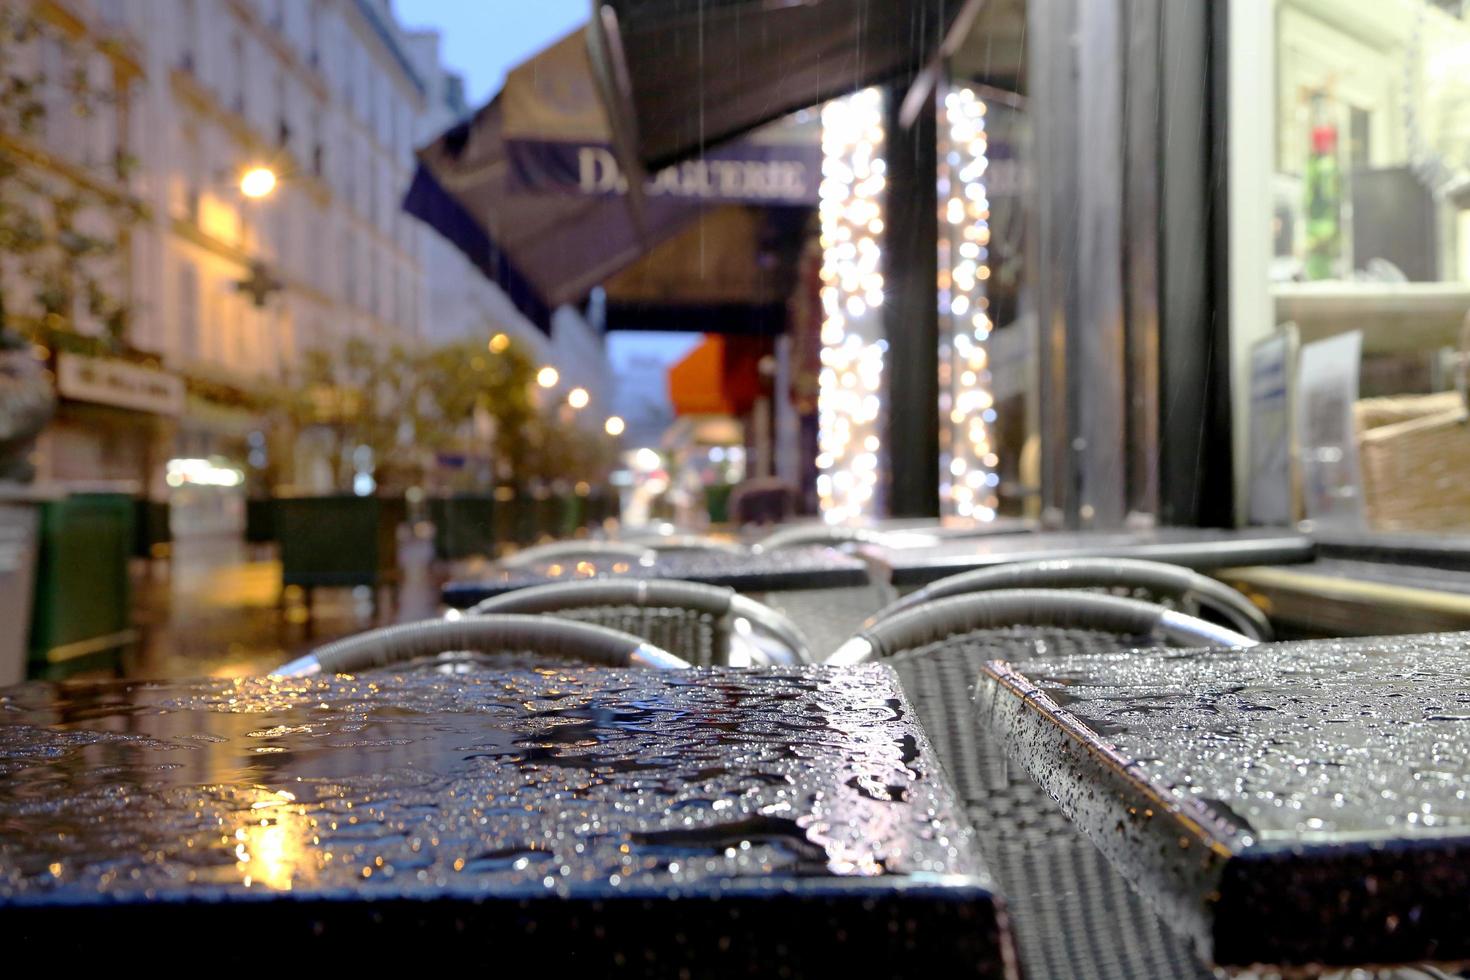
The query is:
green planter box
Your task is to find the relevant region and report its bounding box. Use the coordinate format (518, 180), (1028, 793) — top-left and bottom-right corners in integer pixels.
(29, 492), (136, 670)
(505, 493), (537, 546)
(276, 496), (403, 591)
(428, 495), (496, 560)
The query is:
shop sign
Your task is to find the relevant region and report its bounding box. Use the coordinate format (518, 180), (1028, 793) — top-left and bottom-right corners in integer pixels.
(506, 139), (822, 206)
(56, 353), (185, 417)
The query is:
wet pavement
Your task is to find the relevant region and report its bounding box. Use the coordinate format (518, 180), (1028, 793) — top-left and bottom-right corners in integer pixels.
(116, 530), (449, 681)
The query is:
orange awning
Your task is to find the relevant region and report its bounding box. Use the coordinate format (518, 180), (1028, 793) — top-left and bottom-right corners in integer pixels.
(667, 335), (769, 417)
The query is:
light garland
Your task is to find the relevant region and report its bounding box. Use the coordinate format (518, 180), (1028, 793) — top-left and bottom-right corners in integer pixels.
(937, 86), (998, 521)
(816, 88), (887, 524)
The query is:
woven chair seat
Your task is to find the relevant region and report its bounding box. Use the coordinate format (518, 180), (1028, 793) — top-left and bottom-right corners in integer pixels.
(892, 627), (1214, 980)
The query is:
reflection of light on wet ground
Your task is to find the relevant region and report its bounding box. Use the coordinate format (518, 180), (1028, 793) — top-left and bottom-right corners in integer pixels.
(116, 535), (450, 681)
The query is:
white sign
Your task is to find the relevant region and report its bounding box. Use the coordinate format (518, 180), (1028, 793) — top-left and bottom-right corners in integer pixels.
(1295, 331), (1365, 528)
(57, 352), (185, 417)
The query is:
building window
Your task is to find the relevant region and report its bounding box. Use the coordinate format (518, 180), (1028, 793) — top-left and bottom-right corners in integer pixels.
(182, 129), (201, 222)
(1233, 0), (1470, 531)
(275, 74), (289, 148)
(178, 0), (197, 73)
(178, 260), (198, 363)
(307, 3), (321, 68)
(230, 33), (246, 114)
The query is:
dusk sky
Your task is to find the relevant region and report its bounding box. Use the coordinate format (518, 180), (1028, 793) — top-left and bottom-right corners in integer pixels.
(393, 0), (588, 107)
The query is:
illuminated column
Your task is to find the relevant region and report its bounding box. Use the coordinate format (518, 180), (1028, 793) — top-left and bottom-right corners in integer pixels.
(937, 86), (998, 520)
(816, 88), (887, 524)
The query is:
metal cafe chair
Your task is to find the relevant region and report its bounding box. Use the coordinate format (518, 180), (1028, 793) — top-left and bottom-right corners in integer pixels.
(828, 590), (1255, 980)
(468, 579), (813, 667)
(274, 614), (690, 676)
(865, 556), (1273, 641)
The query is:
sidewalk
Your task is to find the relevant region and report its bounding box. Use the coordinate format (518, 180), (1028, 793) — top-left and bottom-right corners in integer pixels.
(117, 531), (445, 681)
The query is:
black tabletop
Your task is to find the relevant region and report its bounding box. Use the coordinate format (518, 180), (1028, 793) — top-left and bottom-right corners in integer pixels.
(0, 663), (1012, 974)
(1316, 529), (1470, 571)
(442, 545), (875, 608)
(975, 630), (1470, 971)
(862, 527), (1315, 587)
(1219, 559), (1470, 637)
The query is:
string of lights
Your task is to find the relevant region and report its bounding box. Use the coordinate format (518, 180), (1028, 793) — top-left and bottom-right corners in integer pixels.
(937, 85), (998, 521)
(816, 88), (887, 523)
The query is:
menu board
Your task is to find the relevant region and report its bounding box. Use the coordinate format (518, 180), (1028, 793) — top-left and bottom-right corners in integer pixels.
(1295, 331), (1365, 528)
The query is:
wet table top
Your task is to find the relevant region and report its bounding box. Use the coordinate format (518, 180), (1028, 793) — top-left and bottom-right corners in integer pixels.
(975, 630), (1470, 971)
(1220, 559), (1470, 637)
(862, 527), (1316, 587)
(0, 662), (1012, 975)
(1316, 530), (1470, 572)
(442, 545), (875, 608)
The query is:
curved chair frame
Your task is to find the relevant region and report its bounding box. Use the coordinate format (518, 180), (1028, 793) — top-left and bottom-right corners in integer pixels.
(865, 557), (1272, 641)
(829, 588), (1256, 665)
(469, 579), (812, 666)
(275, 614), (688, 676)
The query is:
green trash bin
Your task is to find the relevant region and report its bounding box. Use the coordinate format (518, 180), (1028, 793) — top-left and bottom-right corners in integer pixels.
(29, 492), (136, 673)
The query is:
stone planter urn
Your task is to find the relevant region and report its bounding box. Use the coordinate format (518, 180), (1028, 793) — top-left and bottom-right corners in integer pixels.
(0, 336), (55, 484)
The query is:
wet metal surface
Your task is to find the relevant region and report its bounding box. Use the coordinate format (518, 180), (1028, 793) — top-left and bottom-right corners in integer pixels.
(863, 527), (1315, 587)
(0, 662), (1011, 973)
(442, 545), (874, 607)
(976, 631), (1470, 970)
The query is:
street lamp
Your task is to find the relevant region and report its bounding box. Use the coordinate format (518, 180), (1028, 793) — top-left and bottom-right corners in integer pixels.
(604, 415), (625, 436)
(239, 166), (278, 199)
(488, 332), (510, 353)
(536, 366), (559, 388)
(567, 387), (589, 409)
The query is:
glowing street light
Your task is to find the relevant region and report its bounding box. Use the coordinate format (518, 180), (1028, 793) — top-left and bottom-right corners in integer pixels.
(536, 366), (559, 388)
(604, 415), (625, 436)
(239, 166), (278, 199)
(567, 387), (589, 409)
(488, 332), (509, 353)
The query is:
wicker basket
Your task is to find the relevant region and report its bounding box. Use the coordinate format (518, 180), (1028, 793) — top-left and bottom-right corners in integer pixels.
(1356, 394), (1470, 531)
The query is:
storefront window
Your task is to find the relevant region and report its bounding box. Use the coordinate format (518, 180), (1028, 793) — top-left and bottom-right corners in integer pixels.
(1240, 0), (1470, 533)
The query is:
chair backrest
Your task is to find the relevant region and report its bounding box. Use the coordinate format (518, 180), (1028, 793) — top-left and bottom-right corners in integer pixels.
(830, 588), (1256, 665)
(470, 579), (812, 667)
(864, 557), (1272, 641)
(274, 614), (689, 676)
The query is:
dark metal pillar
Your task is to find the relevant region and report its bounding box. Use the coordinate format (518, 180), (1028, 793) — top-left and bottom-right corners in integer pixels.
(1029, 0), (1229, 528)
(884, 83), (941, 519)
(1157, 0), (1233, 526)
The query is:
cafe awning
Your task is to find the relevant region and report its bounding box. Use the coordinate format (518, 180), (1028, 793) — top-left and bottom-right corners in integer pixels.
(589, 0), (972, 170)
(405, 95), (705, 333)
(668, 334), (769, 416)
(404, 27), (820, 334)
